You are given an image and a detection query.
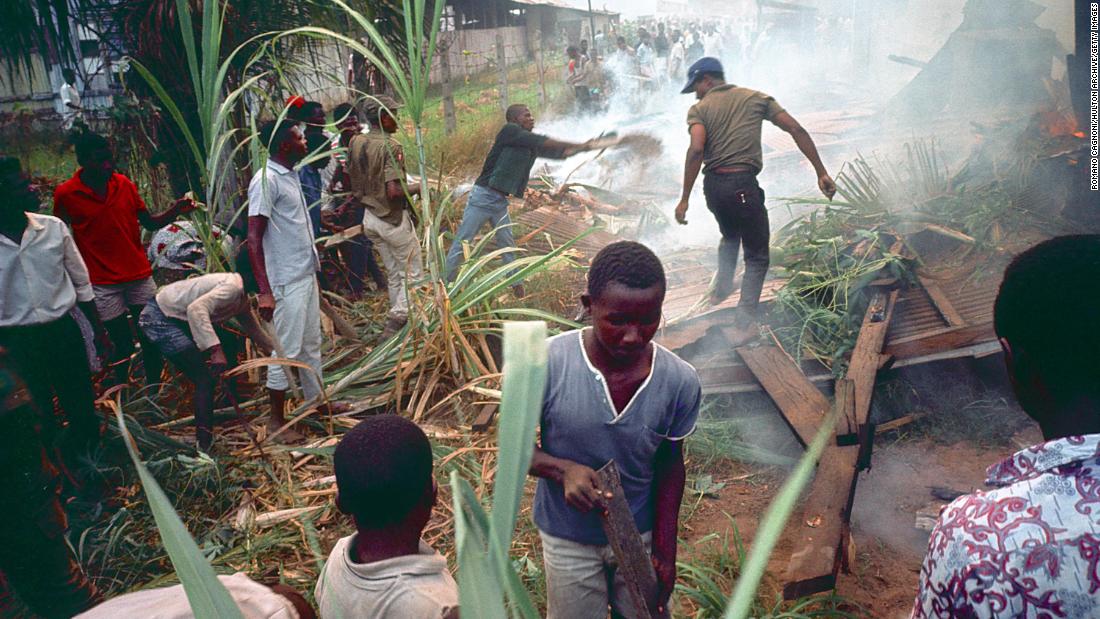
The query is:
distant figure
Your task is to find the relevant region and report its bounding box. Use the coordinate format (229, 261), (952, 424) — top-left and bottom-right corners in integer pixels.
(315, 415), (459, 619)
(675, 57), (835, 329)
(579, 38), (591, 63)
(529, 241), (701, 619)
(444, 104), (598, 291)
(654, 22), (670, 58)
(686, 31), (704, 64)
(58, 68), (83, 131)
(76, 572), (314, 618)
(566, 45), (593, 112)
(54, 132), (196, 386)
(912, 235), (1100, 618)
(668, 30), (687, 80)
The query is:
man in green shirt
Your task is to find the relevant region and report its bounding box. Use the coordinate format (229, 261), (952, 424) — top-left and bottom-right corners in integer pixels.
(347, 95), (422, 336)
(444, 104), (598, 290)
(675, 57), (836, 322)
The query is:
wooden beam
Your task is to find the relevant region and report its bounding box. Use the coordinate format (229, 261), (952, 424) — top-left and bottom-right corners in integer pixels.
(884, 323), (996, 360)
(918, 276), (966, 327)
(833, 378), (858, 445)
(470, 403), (499, 433)
(782, 373), (860, 597)
(847, 289), (899, 429)
(736, 345), (830, 448)
(597, 461), (659, 618)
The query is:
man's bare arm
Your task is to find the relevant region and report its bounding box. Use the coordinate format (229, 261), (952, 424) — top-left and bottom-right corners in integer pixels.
(675, 123), (707, 224)
(651, 439), (687, 610)
(771, 111), (836, 199)
(530, 446), (609, 512)
(247, 215), (276, 321)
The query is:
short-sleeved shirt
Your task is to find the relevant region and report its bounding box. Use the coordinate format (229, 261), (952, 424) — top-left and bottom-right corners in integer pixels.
(315, 534), (459, 619)
(686, 84), (786, 174)
(347, 131), (407, 227)
(475, 123), (567, 197)
(533, 329), (702, 545)
(247, 159), (319, 287)
(53, 170), (152, 285)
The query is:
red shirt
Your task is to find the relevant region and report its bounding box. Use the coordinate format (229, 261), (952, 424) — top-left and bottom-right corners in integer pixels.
(53, 170), (152, 285)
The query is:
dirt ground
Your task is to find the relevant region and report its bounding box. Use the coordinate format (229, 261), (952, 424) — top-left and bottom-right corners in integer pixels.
(681, 415), (1042, 618)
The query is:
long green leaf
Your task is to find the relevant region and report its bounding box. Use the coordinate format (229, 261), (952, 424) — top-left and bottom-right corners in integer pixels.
(112, 405), (244, 618)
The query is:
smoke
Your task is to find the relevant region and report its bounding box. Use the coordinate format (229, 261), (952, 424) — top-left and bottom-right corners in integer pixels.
(530, 1), (1076, 260)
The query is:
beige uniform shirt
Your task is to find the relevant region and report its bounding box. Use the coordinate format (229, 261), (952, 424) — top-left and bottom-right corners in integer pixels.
(686, 84), (786, 174)
(154, 272), (273, 353)
(347, 131), (407, 227)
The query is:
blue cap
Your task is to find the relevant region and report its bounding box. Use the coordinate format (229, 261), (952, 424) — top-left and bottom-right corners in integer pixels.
(680, 57), (724, 94)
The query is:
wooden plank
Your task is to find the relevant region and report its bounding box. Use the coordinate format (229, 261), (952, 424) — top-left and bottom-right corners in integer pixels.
(470, 403), (499, 433)
(597, 461), (659, 619)
(833, 379), (858, 445)
(783, 373), (860, 597)
(918, 276), (967, 327)
(884, 323), (996, 360)
(737, 346), (830, 448)
(846, 290), (899, 429)
(782, 444), (861, 599)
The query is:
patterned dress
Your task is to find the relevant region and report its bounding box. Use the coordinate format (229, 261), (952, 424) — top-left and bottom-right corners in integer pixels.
(912, 434), (1100, 618)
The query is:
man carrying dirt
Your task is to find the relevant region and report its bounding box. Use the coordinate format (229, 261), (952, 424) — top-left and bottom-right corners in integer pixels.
(912, 235), (1100, 618)
(247, 119), (325, 440)
(675, 57), (836, 328)
(443, 103), (597, 292)
(347, 95), (422, 338)
(54, 132), (197, 387)
(529, 241), (702, 618)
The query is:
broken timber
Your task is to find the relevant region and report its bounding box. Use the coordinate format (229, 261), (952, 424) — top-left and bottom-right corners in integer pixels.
(736, 345), (830, 448)
(597, 461), (660, 619)
(782, 288), (898, 599)
(470, 403), (499, 433)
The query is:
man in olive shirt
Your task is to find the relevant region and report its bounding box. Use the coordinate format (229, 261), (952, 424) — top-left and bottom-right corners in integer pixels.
(675, 57), (836, 320)
(444, 104), (596, 290)
(348, 96), (422, 336)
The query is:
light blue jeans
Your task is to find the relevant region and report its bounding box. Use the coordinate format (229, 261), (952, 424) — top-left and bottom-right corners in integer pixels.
(444, 184), (517, 281)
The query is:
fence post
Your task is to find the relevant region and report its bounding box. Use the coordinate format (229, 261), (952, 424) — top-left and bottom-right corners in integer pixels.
(441, 37), (457, 136)
(496, 32), (508, 112)
(535, 31), (547, 108)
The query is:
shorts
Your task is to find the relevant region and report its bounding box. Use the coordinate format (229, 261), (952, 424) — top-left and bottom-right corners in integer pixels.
(92, 277), (157, 321)
(138, 300), (197, 357)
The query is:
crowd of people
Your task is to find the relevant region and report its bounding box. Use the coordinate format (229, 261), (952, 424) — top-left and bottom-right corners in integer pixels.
(1, 37), (1098, 619)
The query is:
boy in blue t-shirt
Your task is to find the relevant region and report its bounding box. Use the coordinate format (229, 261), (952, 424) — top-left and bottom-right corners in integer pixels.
(529, 241), (702, 618)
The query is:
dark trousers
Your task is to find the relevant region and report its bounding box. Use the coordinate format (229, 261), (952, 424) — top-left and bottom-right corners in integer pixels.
(0, 374), (100, 617)
(702, 171), (770, 312)
(341, 235), (387, 294)
(0, 314), (100, 445)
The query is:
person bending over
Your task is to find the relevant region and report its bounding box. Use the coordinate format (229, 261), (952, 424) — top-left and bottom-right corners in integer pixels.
(529, 241), (702, 618)
(315, 414), (458, 618)
(76, 572), (314, 618)
(138, 246), (274, 449)
(912, 235), (1100, 618)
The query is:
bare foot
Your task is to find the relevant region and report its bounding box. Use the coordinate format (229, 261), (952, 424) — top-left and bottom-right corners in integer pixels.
(265, 418), (304, 443)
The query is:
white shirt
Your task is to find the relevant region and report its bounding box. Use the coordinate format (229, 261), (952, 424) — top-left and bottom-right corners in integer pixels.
(0, 213), (94, 327)
(59, 82), (82, 130)
(315, 535), (458, 619)
(668, 41), (686, 78)
(76, 572), (298, 619)
(247, 159), (320, 287)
